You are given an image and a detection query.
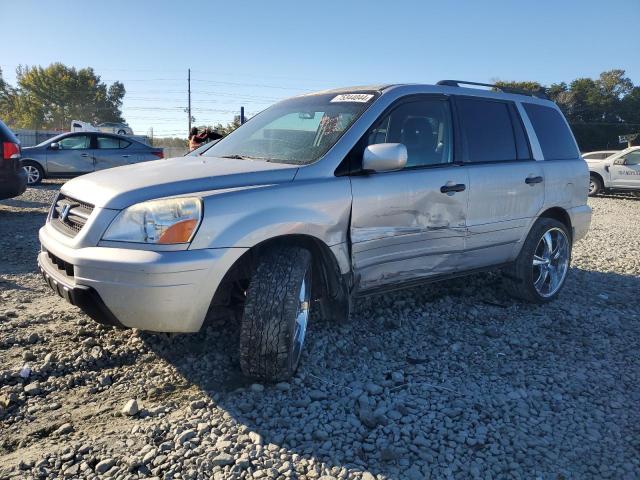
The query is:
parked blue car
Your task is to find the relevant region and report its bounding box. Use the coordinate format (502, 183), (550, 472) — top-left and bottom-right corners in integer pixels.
(21, 132), (164, 185)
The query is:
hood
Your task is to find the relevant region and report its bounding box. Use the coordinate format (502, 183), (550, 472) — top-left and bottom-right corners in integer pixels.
(61, 156), (298, 209)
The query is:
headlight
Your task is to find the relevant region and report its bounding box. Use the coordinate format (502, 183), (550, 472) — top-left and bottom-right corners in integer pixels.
(102, 197), (202, 244)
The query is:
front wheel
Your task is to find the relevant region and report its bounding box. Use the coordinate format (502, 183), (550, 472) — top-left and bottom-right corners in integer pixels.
(22, 161), (44, 186)
(117, 129), (127, 135)
(503, 218), (571, 304)
(239, 246), (313, 381)
(588, 175), (602, 197)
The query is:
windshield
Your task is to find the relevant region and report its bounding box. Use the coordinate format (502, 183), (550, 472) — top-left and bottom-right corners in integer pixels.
(202, 92), (378, 164)
(34, 132), (72, 147)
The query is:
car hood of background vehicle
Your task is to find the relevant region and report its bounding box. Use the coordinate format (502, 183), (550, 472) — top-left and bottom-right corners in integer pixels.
(61, 156), (299, 209)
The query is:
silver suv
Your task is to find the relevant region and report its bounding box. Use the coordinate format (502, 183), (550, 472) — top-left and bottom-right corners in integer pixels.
(38, 81), (592, 381)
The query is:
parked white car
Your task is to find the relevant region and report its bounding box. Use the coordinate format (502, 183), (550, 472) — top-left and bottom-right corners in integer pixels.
(582, 150), (619, 161)
(97, 122), (134, 136)
(70, 120), (98, 133)
(587, 146), (640, 196)
(70, 121), (133, 136)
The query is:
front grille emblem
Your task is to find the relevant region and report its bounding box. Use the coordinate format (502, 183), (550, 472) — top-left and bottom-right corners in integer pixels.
(60, 203), (71, 222)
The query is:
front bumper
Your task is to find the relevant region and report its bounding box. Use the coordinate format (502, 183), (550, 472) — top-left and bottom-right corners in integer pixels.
(39, 224), (248, 332)
(38, 263), (124, 328)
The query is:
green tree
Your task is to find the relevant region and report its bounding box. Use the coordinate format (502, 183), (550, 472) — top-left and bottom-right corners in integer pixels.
(0, 63), (125, 130)
(498, 70), (639, 150)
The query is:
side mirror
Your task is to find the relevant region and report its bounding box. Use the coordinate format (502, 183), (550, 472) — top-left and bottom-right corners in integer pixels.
(362, 143), (407, 172)
(613, 157), (626, 165)
(49, 142), (60, 150)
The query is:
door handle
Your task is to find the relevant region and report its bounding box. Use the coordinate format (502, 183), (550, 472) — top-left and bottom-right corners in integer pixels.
(121, 154), (131, 158)
(80, 153), (90, 157)
(440, 183), (466, 194)
(525, 176), (544, 184)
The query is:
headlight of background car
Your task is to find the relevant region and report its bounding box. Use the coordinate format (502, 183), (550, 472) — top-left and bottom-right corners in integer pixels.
(102, 197), (202, 244)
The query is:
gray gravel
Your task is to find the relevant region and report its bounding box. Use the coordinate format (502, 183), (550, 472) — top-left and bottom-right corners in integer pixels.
(1, 182), (639, 479)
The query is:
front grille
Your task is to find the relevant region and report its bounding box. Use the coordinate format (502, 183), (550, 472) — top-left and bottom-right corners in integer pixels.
(50, 194), (94, 237)
(45, 249), (75, 278)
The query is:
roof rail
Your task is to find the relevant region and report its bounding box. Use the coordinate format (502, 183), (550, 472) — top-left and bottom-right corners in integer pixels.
(436, 80), (549, 100)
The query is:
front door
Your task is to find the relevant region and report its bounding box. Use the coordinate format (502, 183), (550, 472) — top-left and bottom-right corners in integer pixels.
(350, 96), (469, 292)
(46, 134), (95, 175)
(610, 150), (640, 189)
(455, 96), (544, 268)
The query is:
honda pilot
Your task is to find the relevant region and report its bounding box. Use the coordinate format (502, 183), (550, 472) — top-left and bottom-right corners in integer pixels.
(38, 81), (592, 381)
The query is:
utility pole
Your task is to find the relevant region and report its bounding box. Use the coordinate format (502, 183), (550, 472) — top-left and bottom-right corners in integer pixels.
(187, 68), (192, 135)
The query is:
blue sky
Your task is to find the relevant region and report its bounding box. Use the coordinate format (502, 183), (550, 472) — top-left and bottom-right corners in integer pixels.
(2, 0), (638, 137)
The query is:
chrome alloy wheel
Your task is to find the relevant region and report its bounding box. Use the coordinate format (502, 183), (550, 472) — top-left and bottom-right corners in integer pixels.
(23, 165), (41, 185)
(291, 267), (312, 368)
(588, 179), (597, 195)
(532, 227), (569, 297)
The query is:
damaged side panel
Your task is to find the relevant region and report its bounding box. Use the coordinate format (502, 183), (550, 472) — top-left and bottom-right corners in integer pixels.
(349, 167), (469, 293)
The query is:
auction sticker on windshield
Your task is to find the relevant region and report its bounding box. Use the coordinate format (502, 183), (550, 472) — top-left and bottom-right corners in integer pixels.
(330, 93), (374, 103)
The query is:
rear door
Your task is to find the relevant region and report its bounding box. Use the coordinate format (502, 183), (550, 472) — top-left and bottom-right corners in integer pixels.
(350, 95), (469, 292)
(609, 150), (640, 188)
(456, 96), (544, 268)
(94, 135), (133, 170)
(45, 134), (95, 174)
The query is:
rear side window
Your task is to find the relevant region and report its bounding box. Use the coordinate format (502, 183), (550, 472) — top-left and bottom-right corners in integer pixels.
(456, 98), (519, 162)
(97, 136), (131, 149)
(523, 103), (579, 160)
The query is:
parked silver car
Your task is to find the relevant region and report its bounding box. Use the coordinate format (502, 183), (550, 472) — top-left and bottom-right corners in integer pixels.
(21, 132), (163, 185)
(38, 81), (591, 381)
(97, 122), (133, 136)
(586, 146), (640, 196)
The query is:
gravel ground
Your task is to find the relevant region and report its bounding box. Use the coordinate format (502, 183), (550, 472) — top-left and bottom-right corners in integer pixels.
(0, 181), (639, 480)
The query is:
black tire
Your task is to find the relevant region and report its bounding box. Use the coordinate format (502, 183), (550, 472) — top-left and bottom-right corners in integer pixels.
(588, 175), (602, 197)
(117, 129), (126, 135)
(503, 218), (572, 304)
(22, 160), (45, 186)
(239, 246), (313, 381)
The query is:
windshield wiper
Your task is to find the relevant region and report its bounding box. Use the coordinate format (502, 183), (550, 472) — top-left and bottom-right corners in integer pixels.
(220, 154), (270, 161)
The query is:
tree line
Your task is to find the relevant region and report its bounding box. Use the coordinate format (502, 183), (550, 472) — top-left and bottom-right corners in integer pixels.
(0, 63), (125, 130)
(496, 69), (640, 150)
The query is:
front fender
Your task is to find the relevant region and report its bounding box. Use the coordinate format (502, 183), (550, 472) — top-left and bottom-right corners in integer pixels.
(190, 177), (352, 251)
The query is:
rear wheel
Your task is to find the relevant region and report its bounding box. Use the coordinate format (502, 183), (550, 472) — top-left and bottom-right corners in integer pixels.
(117, 129), (127, 135)
(239, 246), (313, 381)
(22, 161), (44, 186)
(503, 218), (571, 303)
(588, 175), (602, 197)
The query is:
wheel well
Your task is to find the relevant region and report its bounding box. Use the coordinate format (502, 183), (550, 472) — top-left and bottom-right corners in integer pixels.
(589, 171), (604, 185)
(21, 159), (44, 169)
(209, 234), (350, 321)
(539, 207), (572, 234)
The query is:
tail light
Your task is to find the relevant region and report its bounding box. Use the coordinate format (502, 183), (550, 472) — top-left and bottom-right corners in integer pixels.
(3, 142), (20, 160)
(152, 151), (164, 159)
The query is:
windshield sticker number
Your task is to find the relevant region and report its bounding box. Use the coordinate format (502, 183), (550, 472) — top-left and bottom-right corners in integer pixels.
(330, 94), (374, 103)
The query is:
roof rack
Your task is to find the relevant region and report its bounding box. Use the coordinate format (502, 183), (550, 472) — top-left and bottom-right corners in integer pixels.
(436, 80), (548, 100)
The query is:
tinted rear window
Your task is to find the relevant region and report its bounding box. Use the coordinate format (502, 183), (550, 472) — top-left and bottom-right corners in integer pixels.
(523, 103), (578, 160)
(456, 98), (517, 162)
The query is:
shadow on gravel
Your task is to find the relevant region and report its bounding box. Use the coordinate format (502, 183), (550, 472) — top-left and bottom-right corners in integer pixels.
(142, 266), (640, 478)
(593, 192), (640, 201)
